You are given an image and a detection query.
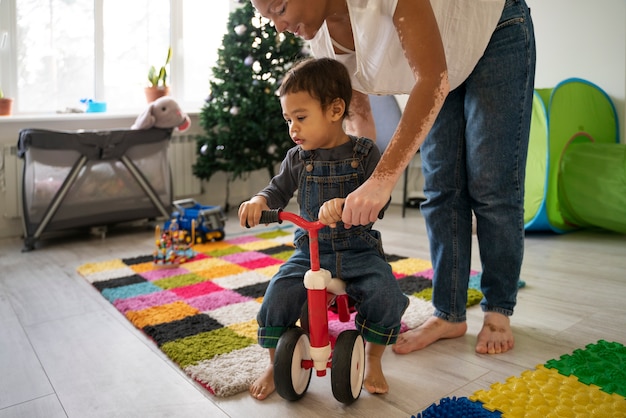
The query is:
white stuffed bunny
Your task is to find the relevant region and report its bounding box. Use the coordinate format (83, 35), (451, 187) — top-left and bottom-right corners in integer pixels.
(131, 96), (191, 131)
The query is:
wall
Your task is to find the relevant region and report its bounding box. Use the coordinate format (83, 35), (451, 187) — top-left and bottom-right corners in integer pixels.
(0, 112), (410, 239)
(527, 0), (626, 143)
(2, 1), (624, 238)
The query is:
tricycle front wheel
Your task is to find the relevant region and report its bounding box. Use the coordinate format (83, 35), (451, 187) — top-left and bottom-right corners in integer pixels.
(274, 327), (312, 401)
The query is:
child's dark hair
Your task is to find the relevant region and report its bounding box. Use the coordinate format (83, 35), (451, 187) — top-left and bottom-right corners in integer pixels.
(278, 57), (352, 118)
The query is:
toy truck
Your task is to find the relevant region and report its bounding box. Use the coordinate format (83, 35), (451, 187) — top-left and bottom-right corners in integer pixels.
(164, 199), (227, 243)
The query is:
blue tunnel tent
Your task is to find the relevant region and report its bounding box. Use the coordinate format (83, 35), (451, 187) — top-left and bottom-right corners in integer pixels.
(524, 78), (622, 233)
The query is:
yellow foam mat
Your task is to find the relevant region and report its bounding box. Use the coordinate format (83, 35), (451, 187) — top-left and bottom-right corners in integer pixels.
(470, 365), (626, 417)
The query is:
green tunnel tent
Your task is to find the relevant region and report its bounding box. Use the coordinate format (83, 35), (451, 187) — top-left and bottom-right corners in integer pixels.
(559, 140), (626, 234)
(524, 90), (550, 231)
(524, 78), (620, 233)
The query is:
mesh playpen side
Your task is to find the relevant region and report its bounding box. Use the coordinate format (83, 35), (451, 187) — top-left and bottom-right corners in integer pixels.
(18, 128), (173, 250)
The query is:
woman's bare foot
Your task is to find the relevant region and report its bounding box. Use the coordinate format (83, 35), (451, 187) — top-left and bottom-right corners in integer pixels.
(475, 312), (514, 354)
(392, 316), (467, 354)
(363, 343), (388, 394)
(249, 364), (275, 400)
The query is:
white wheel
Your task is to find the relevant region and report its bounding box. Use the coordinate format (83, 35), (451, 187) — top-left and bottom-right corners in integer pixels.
(331, 330), (365, 404)
(274, 328), (312, 401)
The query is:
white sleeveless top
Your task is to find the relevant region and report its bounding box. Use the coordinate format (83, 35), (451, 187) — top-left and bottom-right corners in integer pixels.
(309, 0), (505, 94)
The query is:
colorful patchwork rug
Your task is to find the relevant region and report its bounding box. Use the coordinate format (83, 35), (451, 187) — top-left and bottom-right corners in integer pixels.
(414, 339), (626, 417)
(77, 228), (487, 397)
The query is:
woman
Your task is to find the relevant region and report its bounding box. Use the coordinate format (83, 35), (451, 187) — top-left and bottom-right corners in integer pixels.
(251, 0), (535, 357)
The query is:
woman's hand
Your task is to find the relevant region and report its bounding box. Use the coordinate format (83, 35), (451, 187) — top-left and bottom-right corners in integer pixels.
(238, 196), (270, 228)
(341, 178), (393, 228)
(318, 198), (345, 228)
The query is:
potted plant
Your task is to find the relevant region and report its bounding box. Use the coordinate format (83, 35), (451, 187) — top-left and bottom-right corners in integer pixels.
(145, 46), (172, 102)
(0, 88), (13, 116)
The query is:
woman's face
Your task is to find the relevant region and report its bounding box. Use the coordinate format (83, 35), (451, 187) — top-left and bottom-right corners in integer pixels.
(251, 0), (326, 40)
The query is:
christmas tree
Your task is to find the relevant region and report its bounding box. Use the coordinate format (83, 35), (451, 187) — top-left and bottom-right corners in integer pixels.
(193, 1), (308, 206)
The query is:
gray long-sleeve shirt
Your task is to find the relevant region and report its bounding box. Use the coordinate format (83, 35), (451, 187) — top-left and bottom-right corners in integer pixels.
(256, 136), (380, 210)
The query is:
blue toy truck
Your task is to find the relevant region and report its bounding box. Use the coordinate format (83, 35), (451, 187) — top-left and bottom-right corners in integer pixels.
(164, 199), (227, 243)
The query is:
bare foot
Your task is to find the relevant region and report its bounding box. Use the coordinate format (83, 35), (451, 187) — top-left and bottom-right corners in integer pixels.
(249, 364), (275, 400)
(363, 343), (388, 394)
(475, 312), (514, 354)
(392, 316), (467, 354)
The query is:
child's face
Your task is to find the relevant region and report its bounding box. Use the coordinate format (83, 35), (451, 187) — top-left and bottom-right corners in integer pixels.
(280, 91), (340, 151)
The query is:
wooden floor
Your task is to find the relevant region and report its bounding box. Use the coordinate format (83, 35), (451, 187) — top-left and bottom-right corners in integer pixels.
(1, 203), (625, 418)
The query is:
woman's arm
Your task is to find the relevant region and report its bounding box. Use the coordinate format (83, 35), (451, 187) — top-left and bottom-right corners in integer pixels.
(342, 0), (449, 228)
(344, 90), (376, 140)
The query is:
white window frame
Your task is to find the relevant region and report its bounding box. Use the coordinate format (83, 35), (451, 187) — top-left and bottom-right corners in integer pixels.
(0, 0), (237, 116)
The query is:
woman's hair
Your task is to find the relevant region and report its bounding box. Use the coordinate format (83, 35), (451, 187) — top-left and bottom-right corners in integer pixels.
(278, 57), (352, 117)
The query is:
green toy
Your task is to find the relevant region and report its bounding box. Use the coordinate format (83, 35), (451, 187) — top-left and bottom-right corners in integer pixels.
(524, 78), (623, 233)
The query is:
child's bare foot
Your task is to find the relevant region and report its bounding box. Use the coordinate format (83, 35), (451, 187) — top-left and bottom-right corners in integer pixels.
(476, 312), (514, 354)
(363, 343), (388, 394)
(249, 364), (275, 400)
(392, 316), (467, 354)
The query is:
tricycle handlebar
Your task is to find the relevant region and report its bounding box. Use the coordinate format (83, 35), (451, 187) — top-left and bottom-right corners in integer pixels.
(259, 209), (282, 225)
(260, 209), (326, 233)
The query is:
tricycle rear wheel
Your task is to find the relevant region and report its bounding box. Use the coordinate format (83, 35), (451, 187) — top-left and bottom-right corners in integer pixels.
(331, 330), (364, 404)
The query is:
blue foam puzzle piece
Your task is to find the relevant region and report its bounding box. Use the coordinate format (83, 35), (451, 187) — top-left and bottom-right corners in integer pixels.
(412, 396), (501, 418)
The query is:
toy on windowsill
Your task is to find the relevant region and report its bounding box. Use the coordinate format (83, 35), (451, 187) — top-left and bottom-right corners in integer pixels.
(131, 96), (191, 132)
(153, 219), (196, 268)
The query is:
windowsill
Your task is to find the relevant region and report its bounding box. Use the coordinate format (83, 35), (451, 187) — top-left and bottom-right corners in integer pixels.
(0, 110), (202, 142)
(1, 109), (201, 123)
(1, 112), (134, 124)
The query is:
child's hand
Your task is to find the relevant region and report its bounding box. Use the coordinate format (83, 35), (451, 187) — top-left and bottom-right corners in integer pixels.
(318, 198), (345, 228)
(239, 196), (269, 228)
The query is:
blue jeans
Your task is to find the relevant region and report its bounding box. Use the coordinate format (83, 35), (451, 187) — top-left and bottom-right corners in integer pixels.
(420, 0), (536, 322)
(257, 233), (409, 347)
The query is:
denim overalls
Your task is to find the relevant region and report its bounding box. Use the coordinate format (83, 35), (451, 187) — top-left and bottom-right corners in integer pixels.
(257, 137), (409, 348)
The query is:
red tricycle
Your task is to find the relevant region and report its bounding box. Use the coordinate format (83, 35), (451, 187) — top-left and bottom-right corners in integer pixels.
(258, 209), (365, 404)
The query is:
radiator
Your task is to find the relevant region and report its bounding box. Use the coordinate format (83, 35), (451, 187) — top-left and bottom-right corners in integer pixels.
(169, 133), (202, 197)
(0, 143), (22, 219)
(0, 135), (201, 222)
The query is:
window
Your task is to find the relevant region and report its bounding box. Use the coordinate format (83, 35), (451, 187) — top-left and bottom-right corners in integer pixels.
(0, 0), (231, 114)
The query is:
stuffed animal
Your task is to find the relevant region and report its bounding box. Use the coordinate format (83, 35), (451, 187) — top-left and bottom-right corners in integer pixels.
(131, 96), (191, 131)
